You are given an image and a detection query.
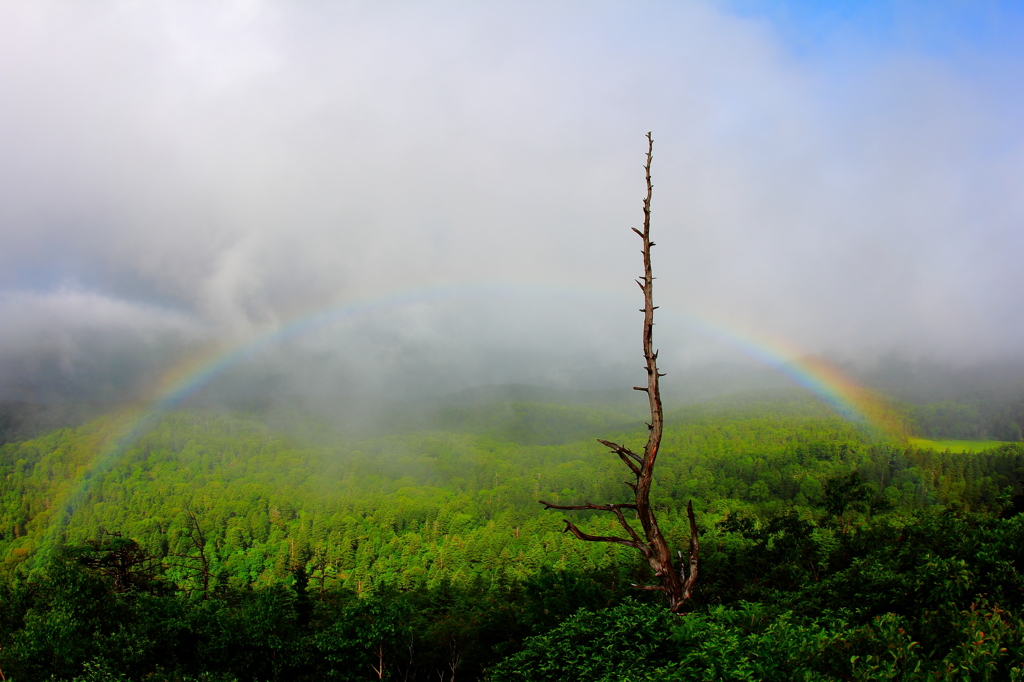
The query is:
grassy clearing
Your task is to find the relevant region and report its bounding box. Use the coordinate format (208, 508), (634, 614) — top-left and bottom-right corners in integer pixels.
(908, 437), (1011, 453)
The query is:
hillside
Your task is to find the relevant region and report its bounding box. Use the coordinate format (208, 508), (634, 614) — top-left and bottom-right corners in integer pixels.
(0, 391), (934, 585)
(2, 390), (1024, 680)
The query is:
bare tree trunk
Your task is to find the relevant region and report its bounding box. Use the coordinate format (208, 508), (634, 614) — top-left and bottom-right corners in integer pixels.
(186, 509), (211, 598)
(540, 133), (699, 612)
(311, 546), (329, 595)
(448, 640), (464, 682)
(169, 508), (212, 599)
(371, 642), (385, 680)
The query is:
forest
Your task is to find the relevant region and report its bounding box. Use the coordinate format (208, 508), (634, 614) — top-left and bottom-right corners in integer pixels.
(2, 389), (1024, 681)
(5, 0), (1024, 679)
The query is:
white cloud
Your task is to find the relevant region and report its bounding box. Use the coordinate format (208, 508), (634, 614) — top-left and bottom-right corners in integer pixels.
(1, 0), (1022, 400)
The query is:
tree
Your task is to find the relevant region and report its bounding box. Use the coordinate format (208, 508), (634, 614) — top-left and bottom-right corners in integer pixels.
(169, 508), (213, 598)
(822, 471), (871, 533)
(540, 133), (699, 612)
(72, 531), (159, 593)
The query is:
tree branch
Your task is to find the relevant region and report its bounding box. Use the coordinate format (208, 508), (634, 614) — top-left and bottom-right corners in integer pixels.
(560, 519), (647, 553)
(598, 439), (642, 462)
(631, 583), (667, 592)
(539, 500), (636, 511)
(599, 439), (644, 476)
(610, 506), (645, 545)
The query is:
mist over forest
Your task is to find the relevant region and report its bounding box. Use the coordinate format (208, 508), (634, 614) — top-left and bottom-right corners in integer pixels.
(4, 2), (1024, 681)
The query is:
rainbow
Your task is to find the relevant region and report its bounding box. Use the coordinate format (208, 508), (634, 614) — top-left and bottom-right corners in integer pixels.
(38, 282), (902, 552)
(674, 313), (905, 434)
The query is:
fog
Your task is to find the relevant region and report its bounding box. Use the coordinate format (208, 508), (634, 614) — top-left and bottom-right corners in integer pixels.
(2, 1), (1024, 405)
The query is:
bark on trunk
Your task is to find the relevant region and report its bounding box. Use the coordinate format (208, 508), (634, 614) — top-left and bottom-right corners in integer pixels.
(540, 133), (699, 612)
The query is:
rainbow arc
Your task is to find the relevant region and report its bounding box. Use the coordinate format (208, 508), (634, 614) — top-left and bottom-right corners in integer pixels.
(37, 282), (906, 552)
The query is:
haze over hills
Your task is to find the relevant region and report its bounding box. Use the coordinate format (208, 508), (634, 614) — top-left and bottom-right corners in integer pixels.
(3, 1), (1024, 679)
(5, 352), (1024, 447)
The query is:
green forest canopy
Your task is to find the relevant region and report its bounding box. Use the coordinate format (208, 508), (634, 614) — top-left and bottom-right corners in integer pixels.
(3, 389), (1024, 680)
(2, 391), (1021, 590)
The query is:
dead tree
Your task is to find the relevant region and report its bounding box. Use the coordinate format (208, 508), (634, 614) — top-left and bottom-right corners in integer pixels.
(76, 530), (159, 593)
(169, 508), (213, 598)
(540, 133), (699, 612)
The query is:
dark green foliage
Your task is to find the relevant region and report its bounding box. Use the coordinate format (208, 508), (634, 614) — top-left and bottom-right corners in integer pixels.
(4, 395), (1024, 680)
(0, 551), (636, 682)
(2, 557), (180, 681)
(491, 512), (1024, 681)
(822, 471), (872, 531)
(68, 534), (161, 593)
(488, 600), (673, 681)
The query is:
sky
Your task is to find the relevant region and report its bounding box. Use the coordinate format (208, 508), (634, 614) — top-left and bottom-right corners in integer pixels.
(1, 0), (1023, 402)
